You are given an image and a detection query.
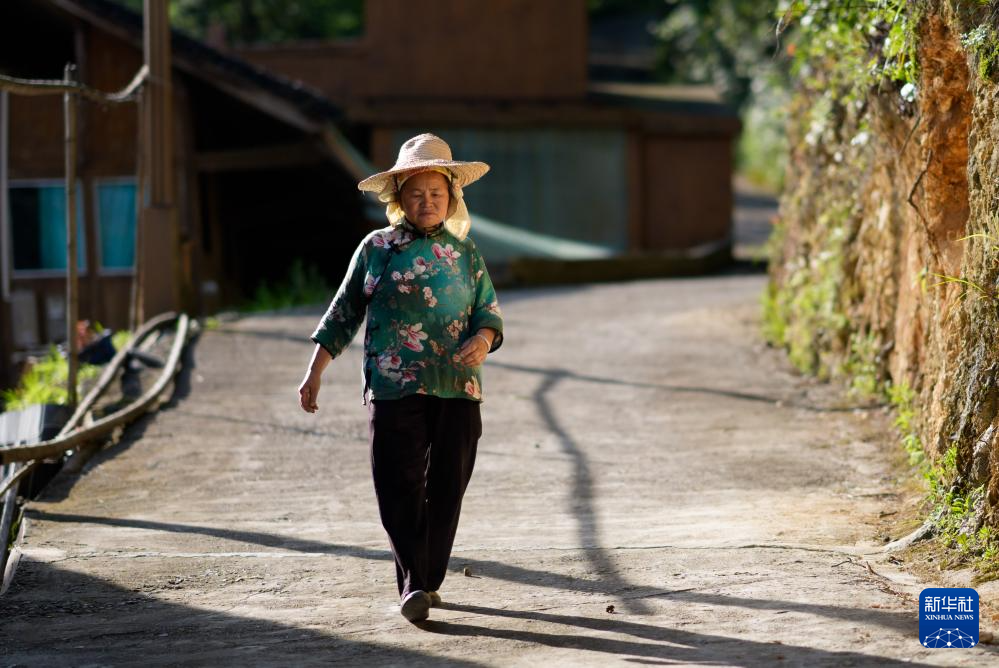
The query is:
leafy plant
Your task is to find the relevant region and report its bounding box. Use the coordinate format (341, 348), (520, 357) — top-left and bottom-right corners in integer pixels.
(886, 380), (926, 467)
(841, 331), (883, 399)
(764, 205), (853, 378)
(929, 273), (993, 300)
(779, 0), (926, 97)
(1, 346), (101, 411)
(961, 23), (999, 81)
(243, 259), (332, 312)
(928, 232), (999, 302)
(112, 329), (133, 352)
(761, 281), (788, 346)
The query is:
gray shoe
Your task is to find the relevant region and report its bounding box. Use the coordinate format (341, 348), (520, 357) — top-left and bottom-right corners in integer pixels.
(400, 590), (431, 622)
(428, 591), (442, 607)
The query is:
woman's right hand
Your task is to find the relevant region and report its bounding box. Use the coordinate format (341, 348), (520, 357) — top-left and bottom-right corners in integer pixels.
(298, 371), (321, 413)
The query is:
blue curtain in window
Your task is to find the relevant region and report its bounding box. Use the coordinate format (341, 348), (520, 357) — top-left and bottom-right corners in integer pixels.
(96, 182), (137, 269)
(37, 184), (86, 271)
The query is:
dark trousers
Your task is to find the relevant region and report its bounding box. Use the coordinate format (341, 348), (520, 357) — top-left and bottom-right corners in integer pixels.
(369, 395), (481, 598)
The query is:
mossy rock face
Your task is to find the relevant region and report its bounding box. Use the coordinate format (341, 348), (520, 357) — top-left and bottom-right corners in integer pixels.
(941, 85), (999, 529)
(770, 1), (999, 555)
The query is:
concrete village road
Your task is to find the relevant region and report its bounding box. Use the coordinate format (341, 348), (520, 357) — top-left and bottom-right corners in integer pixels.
(1, 272), (996, 666)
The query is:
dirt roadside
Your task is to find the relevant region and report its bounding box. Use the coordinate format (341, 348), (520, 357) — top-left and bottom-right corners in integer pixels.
(1, 272), (996, 666)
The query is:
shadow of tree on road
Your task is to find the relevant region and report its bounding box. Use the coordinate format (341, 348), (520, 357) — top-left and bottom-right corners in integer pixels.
(168, 407), (348, 439)
(31, 511), (391, 559)
(27, 511), (929, 638)
(0, 558), (949, 667)
(532, 369), (652, 614)
(492, 361), (867, 413)
(502, 358), (861, 616)
(0, 560), (482, 667)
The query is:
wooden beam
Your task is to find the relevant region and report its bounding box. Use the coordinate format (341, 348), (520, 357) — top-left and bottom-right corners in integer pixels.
(64, 63), (79, 408)
(144, 0), (173, 207)
(1, 91), (9, 303)
(347, 101), (741, 137)
(626, 130), (644, 253)
(319, 124), (376, 183)
(194, 142), (324, 173)
(138, 0), (179, 321)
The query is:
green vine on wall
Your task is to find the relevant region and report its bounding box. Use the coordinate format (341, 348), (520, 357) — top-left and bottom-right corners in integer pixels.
(765, 0), (927, 387)
(956, 0), (999, 82)
(778, 0), (925, 99)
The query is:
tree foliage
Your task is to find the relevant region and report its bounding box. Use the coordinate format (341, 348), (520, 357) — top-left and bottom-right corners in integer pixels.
(653, 0), (787, 113)
(587, 0), (669, 17)
(115, 0), (363, 44)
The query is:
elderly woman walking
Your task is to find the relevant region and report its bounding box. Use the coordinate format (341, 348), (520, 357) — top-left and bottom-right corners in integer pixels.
(297, 134), (504, 623)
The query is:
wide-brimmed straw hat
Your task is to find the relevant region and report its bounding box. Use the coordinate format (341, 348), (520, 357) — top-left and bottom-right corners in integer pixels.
(358, 133), (490, 192)
(358, 133), (490, 240)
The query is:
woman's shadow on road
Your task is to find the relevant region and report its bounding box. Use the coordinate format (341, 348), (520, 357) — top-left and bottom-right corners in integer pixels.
(420, 602), (945, 666)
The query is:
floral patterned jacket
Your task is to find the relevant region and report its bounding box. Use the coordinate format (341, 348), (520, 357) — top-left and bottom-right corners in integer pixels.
(311, 220), (504, 403)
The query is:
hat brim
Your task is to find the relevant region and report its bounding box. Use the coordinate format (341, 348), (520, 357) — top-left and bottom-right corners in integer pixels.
(357, 159), (490, 193)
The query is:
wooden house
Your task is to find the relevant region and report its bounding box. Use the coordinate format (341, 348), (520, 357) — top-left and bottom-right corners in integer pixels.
(0, 0), (365, 390)
(238, 0), (741, 256)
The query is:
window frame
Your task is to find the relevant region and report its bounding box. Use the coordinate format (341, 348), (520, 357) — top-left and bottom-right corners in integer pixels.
(92, 176), (138, 276)
(8, 177), (88, 279)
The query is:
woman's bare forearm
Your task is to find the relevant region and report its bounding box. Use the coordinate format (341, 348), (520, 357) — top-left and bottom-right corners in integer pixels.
(308, 343), (333, 376)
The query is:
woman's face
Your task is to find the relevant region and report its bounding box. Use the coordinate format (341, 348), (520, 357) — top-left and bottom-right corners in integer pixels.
(400, 171), (450, 231)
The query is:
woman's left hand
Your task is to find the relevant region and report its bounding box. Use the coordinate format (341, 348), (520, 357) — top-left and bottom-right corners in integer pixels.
(458, 333), (490, 367)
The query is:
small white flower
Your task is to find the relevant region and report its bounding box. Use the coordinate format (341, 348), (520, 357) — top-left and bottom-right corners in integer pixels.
(900, 83), (917, 103)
